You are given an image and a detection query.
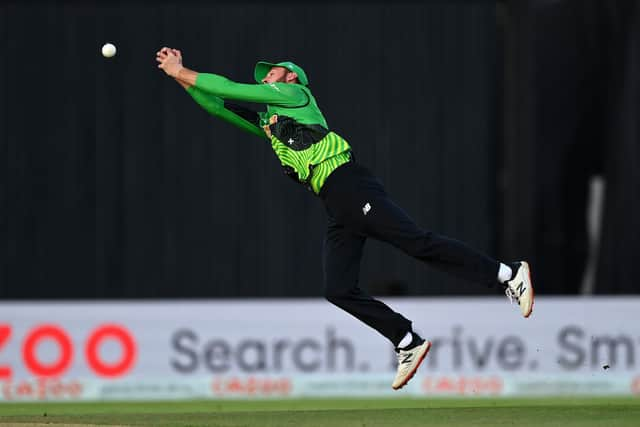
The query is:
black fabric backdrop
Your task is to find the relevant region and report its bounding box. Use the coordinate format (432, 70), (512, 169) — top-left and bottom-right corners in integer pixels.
(501, 0), (640, 294)
(1, 2), (499, 298)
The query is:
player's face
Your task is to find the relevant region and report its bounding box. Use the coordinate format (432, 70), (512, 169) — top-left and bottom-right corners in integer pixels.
(262, 66), (291, 84)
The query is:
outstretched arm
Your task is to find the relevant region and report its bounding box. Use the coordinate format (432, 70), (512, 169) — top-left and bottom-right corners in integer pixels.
(156, 47), (307, 107)
(187, 87), (267, 139)
(156, 48), (267, 139)
(156, 47), (197, 89)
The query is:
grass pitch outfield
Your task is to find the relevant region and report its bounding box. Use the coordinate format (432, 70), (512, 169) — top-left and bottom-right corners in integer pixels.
(0, 397), (639, 426)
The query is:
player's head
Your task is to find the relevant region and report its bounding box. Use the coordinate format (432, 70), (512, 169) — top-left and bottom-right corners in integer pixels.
(254, 61), (309, 86)
(261, 66), (298, 84)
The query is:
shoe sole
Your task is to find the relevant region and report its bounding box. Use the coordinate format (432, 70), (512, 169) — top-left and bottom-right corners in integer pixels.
(392, 341), (431, 390)
(522, 261), (535, 318)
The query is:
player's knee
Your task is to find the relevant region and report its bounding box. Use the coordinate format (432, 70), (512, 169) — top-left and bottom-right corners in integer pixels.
(403, 231), (437, 257)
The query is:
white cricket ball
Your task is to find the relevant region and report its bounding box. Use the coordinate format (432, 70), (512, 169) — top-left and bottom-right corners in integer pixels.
(101, 43), (117, 58)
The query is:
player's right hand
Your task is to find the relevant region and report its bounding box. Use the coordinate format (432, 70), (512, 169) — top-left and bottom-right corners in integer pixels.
(156, 47), (184, 77)
(170, 48), (183, 64)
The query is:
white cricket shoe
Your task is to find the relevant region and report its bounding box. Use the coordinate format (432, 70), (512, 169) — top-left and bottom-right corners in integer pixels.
(392, 340), (431, 390)
(505, 261), (534, 318)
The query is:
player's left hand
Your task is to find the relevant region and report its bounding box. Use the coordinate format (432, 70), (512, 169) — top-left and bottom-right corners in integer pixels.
(263, 114), (278, 138)
(156, 47), (183, 78)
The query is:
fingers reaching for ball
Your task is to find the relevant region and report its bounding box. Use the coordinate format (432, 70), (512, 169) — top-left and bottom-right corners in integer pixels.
(172, 49), (183, 64)
(156, 47), (183, 67)
(155, 47), (184, 77)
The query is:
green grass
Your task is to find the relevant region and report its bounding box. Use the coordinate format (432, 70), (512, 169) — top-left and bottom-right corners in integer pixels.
(0, 397), (638, 426)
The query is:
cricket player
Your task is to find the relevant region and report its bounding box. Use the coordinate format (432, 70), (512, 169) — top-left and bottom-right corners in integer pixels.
(156, 47), (534, 390)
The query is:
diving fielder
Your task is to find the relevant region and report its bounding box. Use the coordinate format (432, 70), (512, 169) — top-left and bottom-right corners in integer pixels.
(156, 47), (534, 390)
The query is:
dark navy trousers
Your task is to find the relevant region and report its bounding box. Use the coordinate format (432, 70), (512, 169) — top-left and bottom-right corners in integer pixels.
(319, 161), (499, 346)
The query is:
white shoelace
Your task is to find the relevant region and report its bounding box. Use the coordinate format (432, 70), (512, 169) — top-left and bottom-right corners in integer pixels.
(505, 286), (520, 305)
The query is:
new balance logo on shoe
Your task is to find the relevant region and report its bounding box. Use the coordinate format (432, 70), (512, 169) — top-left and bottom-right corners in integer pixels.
(401, 353), (413, 364)
(516, 281), (526, 296)
(392, 341), (431, 390)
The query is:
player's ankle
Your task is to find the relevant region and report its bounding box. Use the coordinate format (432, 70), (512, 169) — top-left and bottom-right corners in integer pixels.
(498, 261), (522, 284)
(497, 263), (513, 284)
(397, 331), (424, 351)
